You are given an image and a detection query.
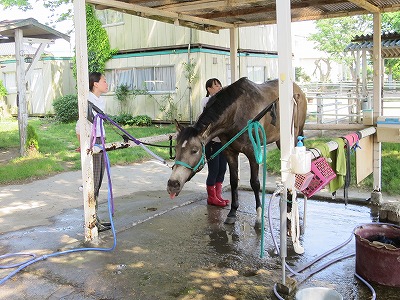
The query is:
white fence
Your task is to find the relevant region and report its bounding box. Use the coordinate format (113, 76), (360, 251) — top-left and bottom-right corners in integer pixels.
(300, 82), (400, 125)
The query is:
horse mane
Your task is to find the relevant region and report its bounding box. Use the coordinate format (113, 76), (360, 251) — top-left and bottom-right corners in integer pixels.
(176, 126), (200, 144)
(176, 78), (256, 142)
(194, 77), (252, 131)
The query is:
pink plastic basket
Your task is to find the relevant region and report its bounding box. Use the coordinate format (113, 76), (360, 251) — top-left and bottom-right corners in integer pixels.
(301, 157), (336, 198)
(295, 172), (314, 191)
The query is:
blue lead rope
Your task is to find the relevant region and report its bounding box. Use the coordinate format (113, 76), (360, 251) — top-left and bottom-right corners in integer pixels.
(247, 121), (268, 258)
(247, 120), (266, 164)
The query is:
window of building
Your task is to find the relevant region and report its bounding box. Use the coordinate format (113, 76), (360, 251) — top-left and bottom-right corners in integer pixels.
(226, 64), (231, 85)
(106, 66), (176, 94)
(96, 9), (124, 27)
(137, 66), (176, 92)
(116, 69), (135, 90)
(247, 66), (266, 83)
(3, 72), (16, 93)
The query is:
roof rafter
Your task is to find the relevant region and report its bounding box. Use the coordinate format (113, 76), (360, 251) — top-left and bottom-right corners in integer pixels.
(156, 0), (263, 13)
(87, 0), (234, 30)
(348, 0), (380, 13)
(83, 1), (400, 32)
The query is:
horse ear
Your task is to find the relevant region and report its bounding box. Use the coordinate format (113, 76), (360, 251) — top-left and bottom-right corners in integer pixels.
(174, 119), (184, 132)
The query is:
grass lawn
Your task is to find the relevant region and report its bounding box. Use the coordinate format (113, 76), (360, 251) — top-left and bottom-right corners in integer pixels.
(1, 117), (400, 195)
(0, 117), (176, 185)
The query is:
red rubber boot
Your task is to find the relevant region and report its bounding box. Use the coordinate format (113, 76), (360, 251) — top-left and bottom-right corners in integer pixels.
(215, 182), (230, 205)
(207, 185), (226, 207)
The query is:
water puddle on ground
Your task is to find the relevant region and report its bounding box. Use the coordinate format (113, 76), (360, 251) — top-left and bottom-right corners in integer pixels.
(206, 192), (400, 299)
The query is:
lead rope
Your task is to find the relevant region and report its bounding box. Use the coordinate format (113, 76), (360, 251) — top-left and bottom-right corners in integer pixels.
(247, 121), (268, 258)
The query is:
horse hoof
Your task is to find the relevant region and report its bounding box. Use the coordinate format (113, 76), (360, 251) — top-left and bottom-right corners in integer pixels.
(224, 217), (236, 224)
(254, 221), (262, 230)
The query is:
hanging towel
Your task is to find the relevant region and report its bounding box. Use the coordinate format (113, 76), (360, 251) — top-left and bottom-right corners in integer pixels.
(343, 133), (360, 148)
(328, 138), (346, 193)
(341, 133), (359, 204)
(313, 143), (330, 158)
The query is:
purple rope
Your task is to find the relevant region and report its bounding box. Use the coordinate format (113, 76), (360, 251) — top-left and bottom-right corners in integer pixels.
(91, 114), (114, 215)
(98, 113), (167, 164)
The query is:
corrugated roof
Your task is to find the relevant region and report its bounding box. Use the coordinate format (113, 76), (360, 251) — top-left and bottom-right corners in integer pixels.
(87, 0), (400, 33)
(345, 32), (400, 58)
(0, 18), (69, 43)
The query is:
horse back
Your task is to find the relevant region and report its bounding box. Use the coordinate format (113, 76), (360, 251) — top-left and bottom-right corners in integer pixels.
(213, 78), (307, 148)
(250, 79), (307, 145)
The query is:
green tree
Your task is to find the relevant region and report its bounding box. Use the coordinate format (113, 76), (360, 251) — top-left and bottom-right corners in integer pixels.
(382, 12), (400, 80)
(309, 12), (400, 82)
(309, 15), (372, 81)
(72, 5), (118, 77)
(85, 5), (117, 73)
(382, 12), (400, 32)
(0, 0), (31, 10)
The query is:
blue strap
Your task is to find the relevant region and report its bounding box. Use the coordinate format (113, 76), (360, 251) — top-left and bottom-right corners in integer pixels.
(174, 144), (206, 172)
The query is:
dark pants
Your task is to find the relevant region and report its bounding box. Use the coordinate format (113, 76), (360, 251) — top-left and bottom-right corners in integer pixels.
(205, 141), (227, 186)
(93, 137), (105, 198)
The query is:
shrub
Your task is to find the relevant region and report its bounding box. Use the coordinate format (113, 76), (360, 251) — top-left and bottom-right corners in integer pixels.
(26, 123), (39, 152)
(132, 115), (152, 126)
(109, 113), (133, 125)
(0, 80), (7, 98)
(53, 94), (79, 123)
(109, 114), (152, 126)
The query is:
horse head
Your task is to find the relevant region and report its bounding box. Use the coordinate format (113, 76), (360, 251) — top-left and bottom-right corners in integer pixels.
(167, 121), (208, 199)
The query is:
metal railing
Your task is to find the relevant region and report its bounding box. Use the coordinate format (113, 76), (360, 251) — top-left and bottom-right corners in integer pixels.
(300, 82), (400, 125)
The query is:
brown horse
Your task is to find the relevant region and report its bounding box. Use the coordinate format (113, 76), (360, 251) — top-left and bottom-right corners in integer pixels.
(167, 78), (307, 226)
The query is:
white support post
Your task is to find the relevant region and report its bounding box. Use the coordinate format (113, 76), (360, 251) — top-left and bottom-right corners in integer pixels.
(362, 48), (368, 116)
(15, 28), (27, 157)
(276, 0), (295, 287)
(372, 13), (382, 191)
(229, 27), (238, 83)
(355, 50), (361, 123)
(73, 0), (98, 241)
(362, 49), (367, 98)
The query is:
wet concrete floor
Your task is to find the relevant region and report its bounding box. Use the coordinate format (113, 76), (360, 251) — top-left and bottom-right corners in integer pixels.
(1, 184), (399, 299)
(275, 197), (400, 300)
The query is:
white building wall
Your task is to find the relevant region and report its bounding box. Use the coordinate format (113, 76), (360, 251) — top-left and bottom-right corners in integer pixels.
(0, 58), (75, 115)
(102, 13), (280, 121)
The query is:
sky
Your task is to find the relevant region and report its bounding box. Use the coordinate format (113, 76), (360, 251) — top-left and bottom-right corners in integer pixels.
(0, 0), (74, 56)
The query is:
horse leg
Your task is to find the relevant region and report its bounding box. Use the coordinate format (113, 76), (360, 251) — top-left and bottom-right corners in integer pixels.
(224, 152), (239, 224)
(247, 157), (262, 228)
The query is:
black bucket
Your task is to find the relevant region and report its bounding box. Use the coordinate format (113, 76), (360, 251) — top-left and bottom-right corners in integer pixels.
(354, 224), (400, 287)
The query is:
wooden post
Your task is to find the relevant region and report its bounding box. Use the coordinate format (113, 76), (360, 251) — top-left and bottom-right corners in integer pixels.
(73, 0), (98, 241)
(15, 29), (27, 157)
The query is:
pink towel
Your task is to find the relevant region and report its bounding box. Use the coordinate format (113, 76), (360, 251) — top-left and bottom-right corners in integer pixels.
(343, 133), (359, 148)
